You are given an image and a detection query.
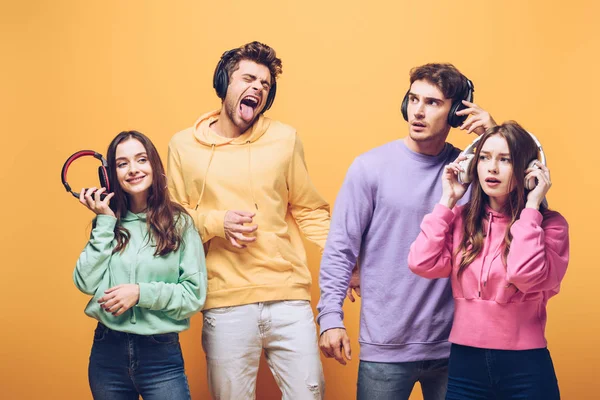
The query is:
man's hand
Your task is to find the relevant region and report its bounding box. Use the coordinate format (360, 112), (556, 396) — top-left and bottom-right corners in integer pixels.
(319, 328), (352, 365)
(224, 210), (258, 249)
(456, 100), (497, 135)
(346, 265), (361, 302)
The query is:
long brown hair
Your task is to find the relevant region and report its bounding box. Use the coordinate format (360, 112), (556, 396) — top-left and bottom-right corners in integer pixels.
(106, 131), (189, 256)
(456, 121), (545, 276)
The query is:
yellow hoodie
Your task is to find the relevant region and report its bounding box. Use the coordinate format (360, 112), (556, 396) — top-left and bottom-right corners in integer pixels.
(167, 111), (330, 309)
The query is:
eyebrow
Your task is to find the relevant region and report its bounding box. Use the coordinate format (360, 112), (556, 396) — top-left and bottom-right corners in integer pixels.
(480, 151), (511, 156)
(116, 152), (147, 162)
(408, 92), (443, 102)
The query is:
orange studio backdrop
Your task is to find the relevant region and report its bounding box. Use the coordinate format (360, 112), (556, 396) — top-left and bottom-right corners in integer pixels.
(1, 1), (598, 399)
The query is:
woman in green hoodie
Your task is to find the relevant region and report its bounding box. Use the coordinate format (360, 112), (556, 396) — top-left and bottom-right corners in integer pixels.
(73, 130), (207, 400)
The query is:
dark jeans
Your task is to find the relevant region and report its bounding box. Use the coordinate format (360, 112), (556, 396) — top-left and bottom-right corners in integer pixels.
(446, 344), (560, 399)
(357, 359), (449, 400)
(88, 323), (191, 400)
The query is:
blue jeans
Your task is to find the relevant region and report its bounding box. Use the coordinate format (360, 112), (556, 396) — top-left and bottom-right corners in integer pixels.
(445, 344), (560, 399)
(88, 323), (191, 400)
(357, 359), (449, 400)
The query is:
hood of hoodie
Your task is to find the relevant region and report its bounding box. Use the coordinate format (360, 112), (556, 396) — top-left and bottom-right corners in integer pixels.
(193, 110), (271, 146)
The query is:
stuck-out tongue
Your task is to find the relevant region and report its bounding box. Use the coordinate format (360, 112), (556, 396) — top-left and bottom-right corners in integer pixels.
(240, 103), (254, 122)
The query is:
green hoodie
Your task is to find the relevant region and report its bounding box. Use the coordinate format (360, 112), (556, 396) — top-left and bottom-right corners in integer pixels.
(73, 212), (206, 335)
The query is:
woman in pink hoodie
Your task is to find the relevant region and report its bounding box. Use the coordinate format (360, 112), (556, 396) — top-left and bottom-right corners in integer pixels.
(408, 121), (569, 399)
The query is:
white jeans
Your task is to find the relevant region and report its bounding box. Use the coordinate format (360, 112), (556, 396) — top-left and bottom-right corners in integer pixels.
(202, 300), (325, 400)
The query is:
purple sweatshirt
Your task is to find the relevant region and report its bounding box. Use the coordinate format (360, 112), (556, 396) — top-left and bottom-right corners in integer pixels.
(317, 139), (466, 362)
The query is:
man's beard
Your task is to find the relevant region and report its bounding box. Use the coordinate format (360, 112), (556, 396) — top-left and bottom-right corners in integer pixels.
(225, 98), (257, 133)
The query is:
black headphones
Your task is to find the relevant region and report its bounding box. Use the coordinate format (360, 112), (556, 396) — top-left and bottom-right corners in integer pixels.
(213, 49), (277, 113)
(401, 77), (474, 128)
(61, 150), (110, 200)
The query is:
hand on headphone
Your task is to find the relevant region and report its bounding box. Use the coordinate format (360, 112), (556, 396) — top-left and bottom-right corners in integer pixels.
(525, 161), (552, 209)
(79, 187), (115, 217)
(456, 101), (496, 135)
(440, 155), (470, 209)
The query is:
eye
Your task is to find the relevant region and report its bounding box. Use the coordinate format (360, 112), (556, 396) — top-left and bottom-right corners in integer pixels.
(409, 95), (418, 103)
(138, 157), (148, 163)
(243, 76), (252, 82)
(500, 157), (511, 163)
(478, 155), (487, 161)
(427, 100), (438, 106)
(117, 162), (127, 168)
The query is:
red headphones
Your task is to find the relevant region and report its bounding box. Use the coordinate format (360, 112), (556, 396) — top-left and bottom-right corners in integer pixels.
(61, 150), (110, 199)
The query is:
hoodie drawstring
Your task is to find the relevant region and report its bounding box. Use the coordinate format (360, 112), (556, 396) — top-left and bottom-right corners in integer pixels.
(247, 141), (258, 210)
(195, 144), (216, 210)
(478, 212), (494, 298)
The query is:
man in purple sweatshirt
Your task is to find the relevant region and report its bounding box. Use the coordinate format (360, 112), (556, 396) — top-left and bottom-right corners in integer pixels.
(317, 63), (496, 400)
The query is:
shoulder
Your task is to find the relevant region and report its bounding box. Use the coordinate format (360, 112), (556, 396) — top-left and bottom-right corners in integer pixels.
(542, 209), (569, 230)
(169, 126), (195, 149)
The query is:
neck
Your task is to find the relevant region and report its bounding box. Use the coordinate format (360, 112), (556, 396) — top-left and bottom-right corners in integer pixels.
(129, 193), (148, 214)
(488, 196), (508, 213)
(211, 108), (246, 138)
(403, 136), (447, 156)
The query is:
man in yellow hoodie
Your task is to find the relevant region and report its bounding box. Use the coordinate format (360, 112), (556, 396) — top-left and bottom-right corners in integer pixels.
(167, 41), (330, 399)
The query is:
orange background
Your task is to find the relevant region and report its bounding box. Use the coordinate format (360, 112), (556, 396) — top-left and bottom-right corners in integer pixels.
(1, 1), (598, 399)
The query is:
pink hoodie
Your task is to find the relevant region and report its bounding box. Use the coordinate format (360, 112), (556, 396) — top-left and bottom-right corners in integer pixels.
(408, 203), (569, 350)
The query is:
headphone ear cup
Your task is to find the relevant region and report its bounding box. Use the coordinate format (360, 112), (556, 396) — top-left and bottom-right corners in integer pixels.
(525, 159), (540, 190)
(448, 100), (468, 128)
(401, 90), (410, 122)
(213, 67), (228, 99)
(262, 82), (277, 113)
(457, 154), (474, 185)
(98, 166), (110, 192)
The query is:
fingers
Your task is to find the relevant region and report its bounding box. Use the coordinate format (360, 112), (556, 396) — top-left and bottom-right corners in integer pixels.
(332, 342), (347, 365)
(466, 120), (486, 135)
(230, 231), (257, 243)
(234, 224), (259, 234)
(346, 287), (355, 302)
(112, 306), (128, 317)
(84, 187), (98, 208)
(342, 335), (352, 361)
(232, 210), (256, 218)
(104, 285), (121, 294)
(354, 286), (361, 297)
(229, 236), (245, 249)
(103, 192), (115, 204)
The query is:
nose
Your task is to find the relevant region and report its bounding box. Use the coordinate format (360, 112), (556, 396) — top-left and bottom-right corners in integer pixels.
(251, 79), (262, 91)
(129, 163), (140, 175)
(413, 101), (425, 118)
(488, 160), (498, 173)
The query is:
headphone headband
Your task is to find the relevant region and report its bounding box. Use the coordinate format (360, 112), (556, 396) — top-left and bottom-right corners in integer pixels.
(61, 150), (110, 199)
(461, 130), (546, 166)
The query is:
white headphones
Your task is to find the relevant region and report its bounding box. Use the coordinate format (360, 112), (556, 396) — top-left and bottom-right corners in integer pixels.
(457, 131), (546, 191)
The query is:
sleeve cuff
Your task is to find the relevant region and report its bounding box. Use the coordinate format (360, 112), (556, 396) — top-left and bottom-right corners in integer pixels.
(95, 214), (117, 230)
(204, 210), (227, 239)
(432, 203), (457, 224)
(318, 312), (345, 335)
(136, 282), (153, 309)
(520, 207), (543, 225)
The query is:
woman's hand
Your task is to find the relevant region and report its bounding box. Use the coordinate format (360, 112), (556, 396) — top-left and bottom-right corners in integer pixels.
(98, 284), (140, 317)
(525, 161), (551, 209)
(440, 155), (469, 209)
(79, 187), (115, 217)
